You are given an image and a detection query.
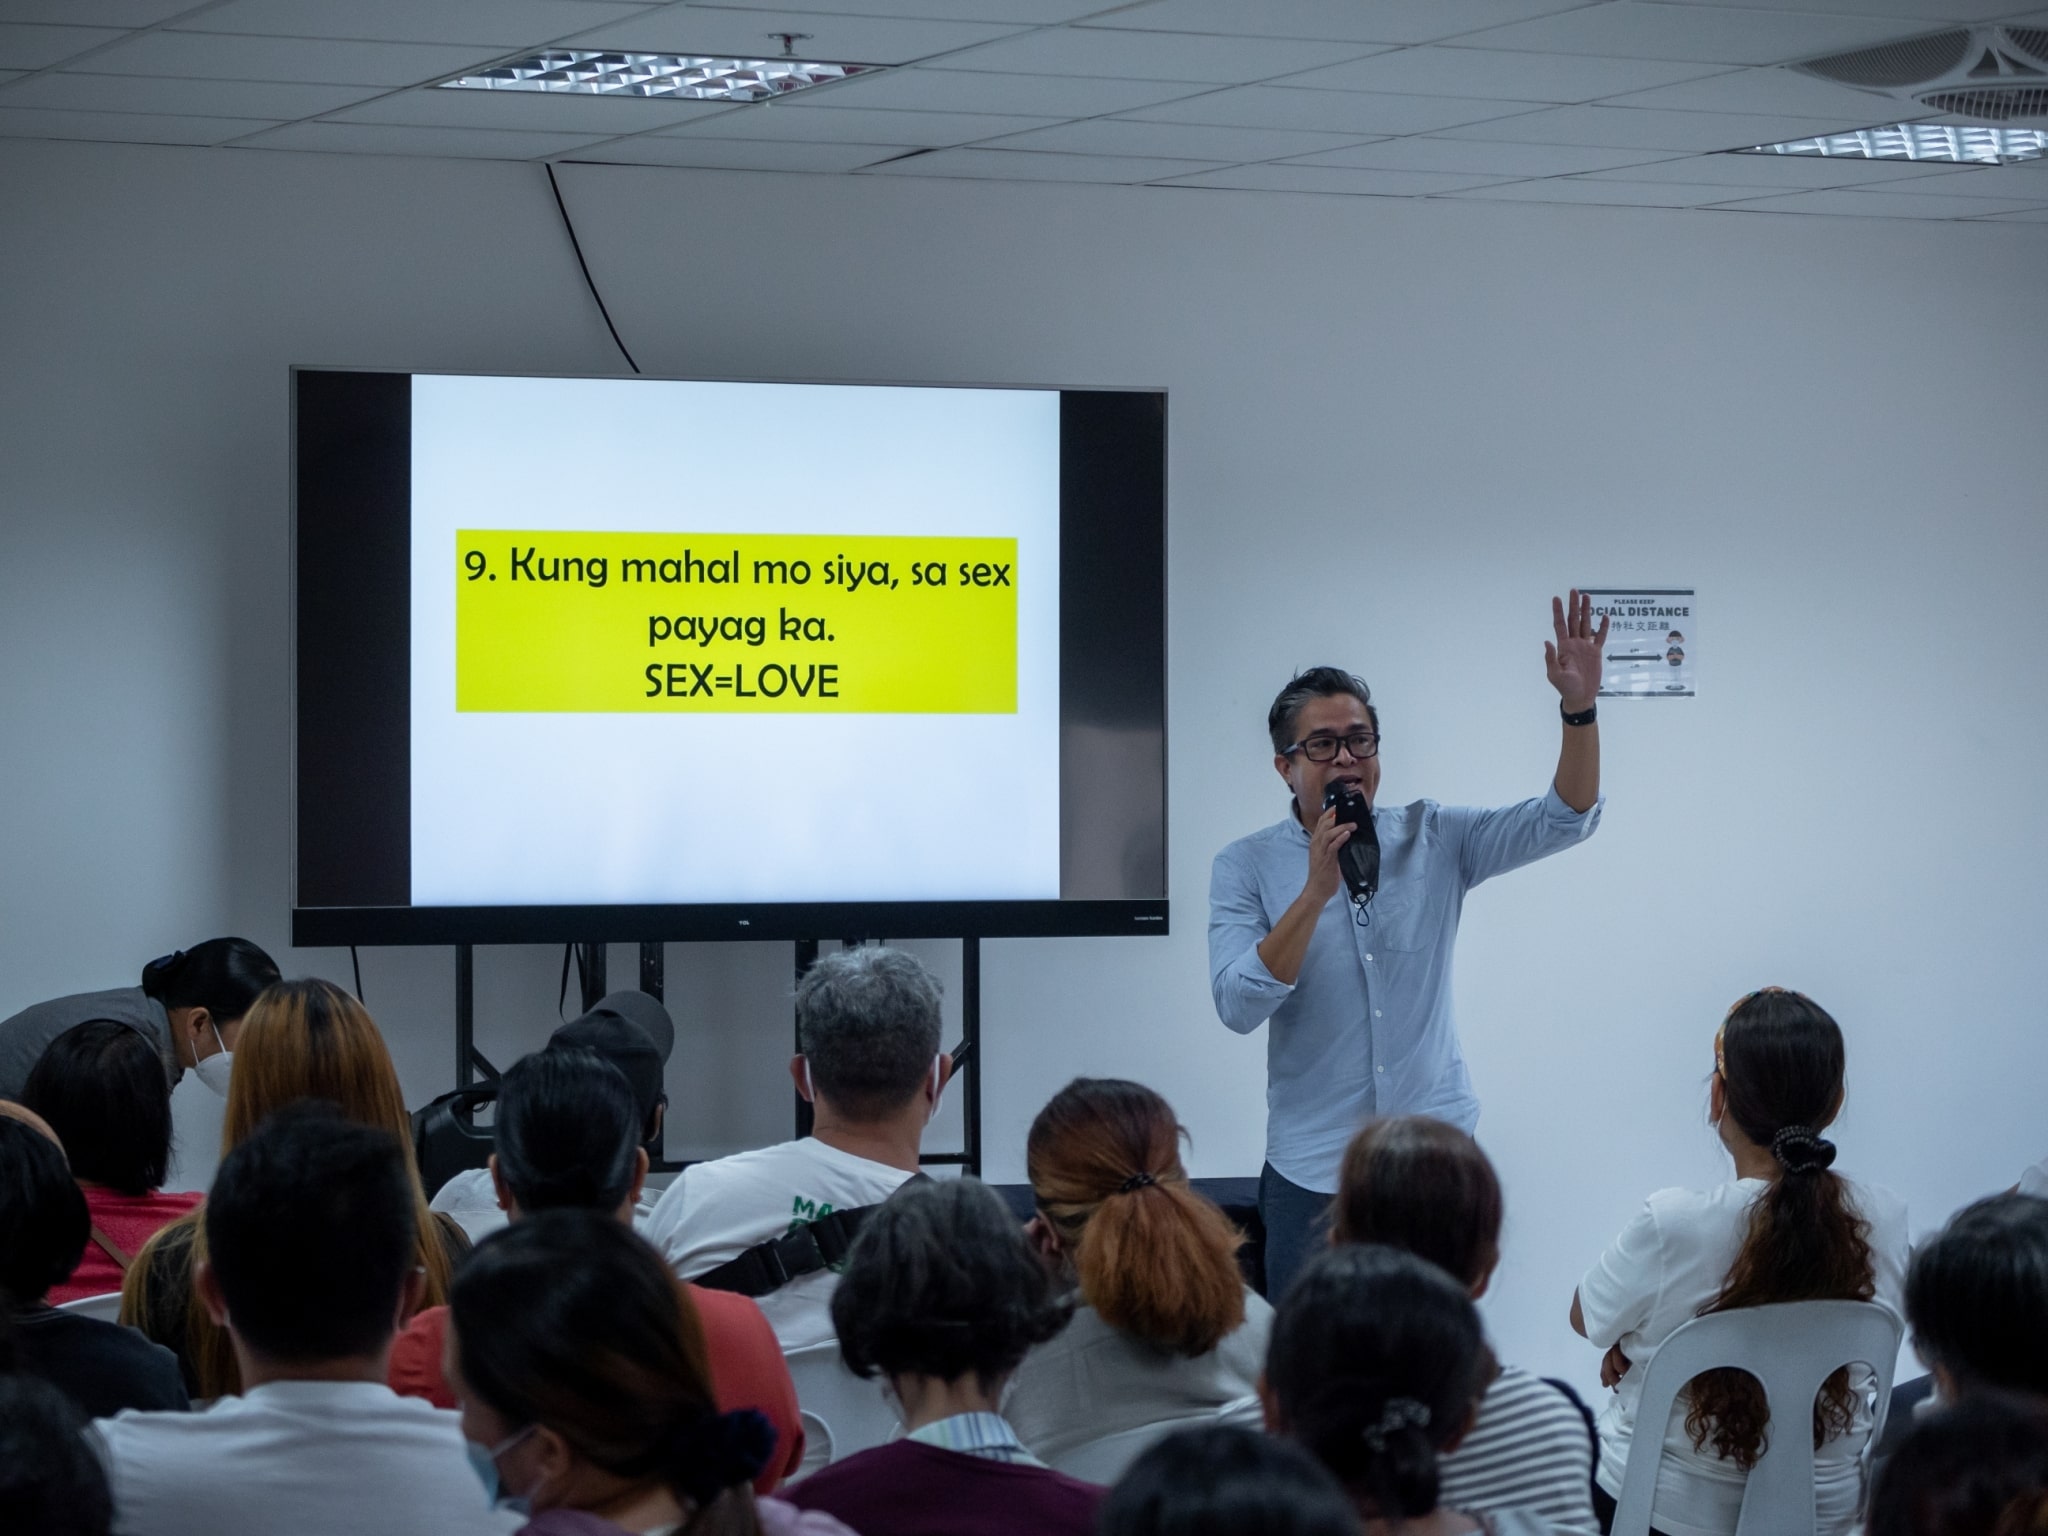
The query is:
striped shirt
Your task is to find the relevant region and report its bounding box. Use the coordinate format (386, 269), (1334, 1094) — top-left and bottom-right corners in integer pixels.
(1439, 1365), (1600, 1535)
(908, 1412), (1046, 1467)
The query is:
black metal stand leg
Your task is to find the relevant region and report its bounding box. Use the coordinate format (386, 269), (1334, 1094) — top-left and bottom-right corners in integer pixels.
(454, 944), (498, 1087)
(961, 936), (982, 1178)
(574, 942), (608, 1012)
(793, 939), (819, 1138)
(639, 942), (664, 1002)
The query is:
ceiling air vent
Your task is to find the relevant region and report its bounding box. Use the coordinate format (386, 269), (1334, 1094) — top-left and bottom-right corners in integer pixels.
(1793, 25), (2048, 122)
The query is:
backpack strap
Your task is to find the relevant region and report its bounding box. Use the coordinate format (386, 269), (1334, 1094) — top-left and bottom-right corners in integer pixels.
(89, 1224), (134, 1274)
(693, 1174), (929, 1299)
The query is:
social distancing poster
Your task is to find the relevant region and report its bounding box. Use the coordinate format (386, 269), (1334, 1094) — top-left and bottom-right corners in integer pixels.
(1586, 588), (1696, 698)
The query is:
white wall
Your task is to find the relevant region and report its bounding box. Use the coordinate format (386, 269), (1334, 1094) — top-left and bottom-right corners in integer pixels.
(4, 137), (2046, 1395)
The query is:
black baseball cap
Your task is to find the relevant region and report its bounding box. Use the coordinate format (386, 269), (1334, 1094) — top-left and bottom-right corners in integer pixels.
(547, 990), (673, 1137)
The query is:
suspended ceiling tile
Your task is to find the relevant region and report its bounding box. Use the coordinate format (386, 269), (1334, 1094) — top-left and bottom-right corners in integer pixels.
(699, 0), (1120, 20)
(1438, 103), (1880, 149)
(0, 71), (385, 118)
(1709, 185), (2048, 214)
(669, 103), (1057, 143)
(1282, 137), (1677, 174)
(1451, 4), (1937, 64)
(1641, 0), (2021, 17)
(1976, 205), (2048, 219)
(1125, 83), (1545, 134)
(169, 0), (654, 47)
(563, 9), (1030, 67)
(78, 30), (497, 84)
(0, 104), (276, 143)
(777, 67), (1209, 116)
(1082, 0), (1598, 46)
(858, 146), (1225, 181)
(238, 119), (611, 156)
(1447, 176), (1752, 204)
(1279, 45), (1731, 101)
(1, 0), (201, 23)
(986, 116), (1381, 161)
(564, 135), (909, 170)
(328, 86), (734, 132)
(1849, 159), (2048, 194)
(1599, 63), (1932, 116)
(1575, 150), (1961, 183)
(0, 24), (126, 72)
(934, 25), (1386, 82)
(1154, 162), (1517, 193)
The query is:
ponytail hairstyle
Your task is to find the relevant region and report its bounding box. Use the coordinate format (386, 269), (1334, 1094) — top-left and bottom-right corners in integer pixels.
(1332, 1116), (1502, 1291)
(1688, 987), (1875, 1470)
(1266, 1245), (1485, 1523)
(1026, 1078), (1245, 1357)
(452, 1211), (769, 1536)
(139, 939), (280, 1026)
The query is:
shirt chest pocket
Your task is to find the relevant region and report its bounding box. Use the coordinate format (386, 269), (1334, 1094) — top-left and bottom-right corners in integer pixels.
(1362, 882), (1429, 952)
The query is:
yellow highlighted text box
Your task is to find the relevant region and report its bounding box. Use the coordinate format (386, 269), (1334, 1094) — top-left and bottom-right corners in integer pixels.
(455, 531), (1017, 714)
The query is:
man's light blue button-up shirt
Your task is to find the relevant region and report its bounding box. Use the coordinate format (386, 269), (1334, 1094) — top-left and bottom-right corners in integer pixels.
(1208, 786), (1601, 1193)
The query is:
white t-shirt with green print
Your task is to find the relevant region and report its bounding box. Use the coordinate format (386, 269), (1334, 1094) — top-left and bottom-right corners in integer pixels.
(644, 1136), (917, 1352)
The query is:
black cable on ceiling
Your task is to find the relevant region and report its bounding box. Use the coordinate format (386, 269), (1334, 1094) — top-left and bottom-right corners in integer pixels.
(545, 162), (642, 375)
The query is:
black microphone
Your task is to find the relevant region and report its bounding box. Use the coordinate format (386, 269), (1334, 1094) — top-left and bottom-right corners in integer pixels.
(1323, 781), (1380, 907)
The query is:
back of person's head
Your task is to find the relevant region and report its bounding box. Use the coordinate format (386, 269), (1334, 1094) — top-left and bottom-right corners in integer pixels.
(0, 1371), (112, 1536)
(1026, 1077), (1245, 1357)
(21, 1021), (173, 1196)
(832, 1177), (1069, 1388)
(795, 946), (942, 1123)
(0, 1115), (88, 1308)
(450, 1210), (770, 1533)
(1266, 1244), (1485, 1522)
(494, 1046), (640, 1215)
(204, 1102), (416, 1364)
(1871, 1390), (2048, 1536)
(222, 978), (410, 1150)
(1907, 1194), (2048, 1398)
(1331, 1116), (1502, 1293)
(139, 938), (280, 1025)
(1102, 1424), (1363, 1536)
(1693, 986), (1874, 1468)
(1267, 667), (1378, 753)
(549, 991), (671, 1144)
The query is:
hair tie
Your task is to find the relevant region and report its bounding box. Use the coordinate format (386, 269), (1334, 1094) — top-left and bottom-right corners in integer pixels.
(669, 1408), (775, 1507)
(1118, 1171), (1156, 1195)
(1361, 1398), (1431, 1454)
(1770, 1125), (1837, 1175)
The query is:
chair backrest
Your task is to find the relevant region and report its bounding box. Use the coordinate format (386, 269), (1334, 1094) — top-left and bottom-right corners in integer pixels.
(1051, 1393), (1272, 1484)
(58, 1292), (123, 1323)
(1610, 1300), (1904, 1536)
(783, 1342), (901, 1482)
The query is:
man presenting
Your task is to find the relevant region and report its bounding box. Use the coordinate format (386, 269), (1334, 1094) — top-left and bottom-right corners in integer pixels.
(1210, 591), (1607, 1298)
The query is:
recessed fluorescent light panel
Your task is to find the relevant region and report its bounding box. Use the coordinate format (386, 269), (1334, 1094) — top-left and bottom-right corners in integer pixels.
(441, 51), (875, 103)
(1735, 123), (2048, 164)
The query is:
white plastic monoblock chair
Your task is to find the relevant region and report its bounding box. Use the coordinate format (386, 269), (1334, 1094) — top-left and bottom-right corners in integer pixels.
(58, 1292), (123, 1323)
(1052, 1393), (1271, 1484)
(784, 1342), (902, 1481)
(1609, 1300), (1904, 1536)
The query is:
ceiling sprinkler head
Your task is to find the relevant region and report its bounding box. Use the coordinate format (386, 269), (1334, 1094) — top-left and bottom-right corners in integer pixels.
(769, 32), (812, 59)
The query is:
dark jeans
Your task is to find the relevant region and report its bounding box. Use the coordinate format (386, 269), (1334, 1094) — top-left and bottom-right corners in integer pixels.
(1258, 1162), (1333, 1301)
(1591, 1480), (1675, 1536)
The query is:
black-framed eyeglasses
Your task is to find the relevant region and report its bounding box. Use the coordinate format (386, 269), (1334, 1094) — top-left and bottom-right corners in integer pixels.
(1283, 731), (1380, 763)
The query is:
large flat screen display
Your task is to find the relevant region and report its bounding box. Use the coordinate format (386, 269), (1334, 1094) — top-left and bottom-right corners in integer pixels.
(293, 369), (1166, 945)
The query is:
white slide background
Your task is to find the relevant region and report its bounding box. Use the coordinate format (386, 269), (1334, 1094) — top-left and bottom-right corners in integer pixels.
(408, 375), (1061, 906)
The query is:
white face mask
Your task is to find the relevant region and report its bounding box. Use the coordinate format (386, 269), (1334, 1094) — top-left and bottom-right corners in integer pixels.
(192, 1018), (233, 1099)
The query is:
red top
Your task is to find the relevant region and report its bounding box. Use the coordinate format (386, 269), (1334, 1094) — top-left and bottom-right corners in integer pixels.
(389, 1285), (806, 1494)
(50, 1187), (203, 1306)
(785, 1439), (1106, 1536)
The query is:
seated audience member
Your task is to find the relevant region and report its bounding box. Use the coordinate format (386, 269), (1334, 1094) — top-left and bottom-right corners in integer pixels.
(431, 990), (674, 1243)
(124, 978), (467, 1399)
(23, 1021), (202, 1304)
(1571, 987), (1908, 1536)
(94, 1104), (519, 1536)
(645, 946), (950, 1350)
(1265, 1244), (1555, 1536)
(0, 938), (280, 1100)
(0, 1319), (116, 1536)
(783, 1177), (1100, 1536)
(447, 1210), (850, 1536)
(1332, 1116), (1596, 1532)
(0, 1114), (186, 1417)
(1006, 1077), (1268, 1464)
(391, 1047), (804, 1491)
(1869, 1391), (2048, 1536)
(1099, 1423), (1363, 1536)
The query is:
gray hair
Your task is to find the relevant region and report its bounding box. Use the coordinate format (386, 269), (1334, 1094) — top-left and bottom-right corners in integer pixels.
(796, 947), (944, 1122)
(1267, 666), (1379, 754)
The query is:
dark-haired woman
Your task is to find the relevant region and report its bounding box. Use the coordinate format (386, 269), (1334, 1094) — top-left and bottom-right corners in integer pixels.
(1571, 988), (1907, 1536)
(23, 1021), (203, 1304)
(1868, 1390), (2048, 1536)
(1101, 1423), (1362, 1536)
(0, 939), (280, 1100)
(1333, 1117), (1597, 1532)
(448, 1209), (846, 1536)
(1006, 1079), (1268, 1466)
(1266, 1244), (1555, 1536)
(784, 1177), (1101, 1536)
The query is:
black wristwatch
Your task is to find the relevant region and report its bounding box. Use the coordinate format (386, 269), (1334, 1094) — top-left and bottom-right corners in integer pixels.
(1560, 701), (1598, 727)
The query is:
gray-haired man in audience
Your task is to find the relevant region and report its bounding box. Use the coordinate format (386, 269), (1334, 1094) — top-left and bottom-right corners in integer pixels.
(644, 946), (951, 1353)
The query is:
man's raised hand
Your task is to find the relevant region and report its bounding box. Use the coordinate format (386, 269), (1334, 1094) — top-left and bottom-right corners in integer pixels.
(1545, 589), (1608, 711)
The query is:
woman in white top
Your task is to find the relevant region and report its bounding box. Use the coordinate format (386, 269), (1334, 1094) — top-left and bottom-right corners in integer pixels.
(1571, 987), (1909, 1536)
(1006, 1078), (1269, 1467)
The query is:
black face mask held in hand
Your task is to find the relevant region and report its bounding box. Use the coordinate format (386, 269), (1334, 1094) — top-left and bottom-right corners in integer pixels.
(1323, 781), (1380, 908)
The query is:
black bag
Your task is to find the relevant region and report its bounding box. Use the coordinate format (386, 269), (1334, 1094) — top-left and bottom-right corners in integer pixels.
(411, 1084), (499, 1197)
